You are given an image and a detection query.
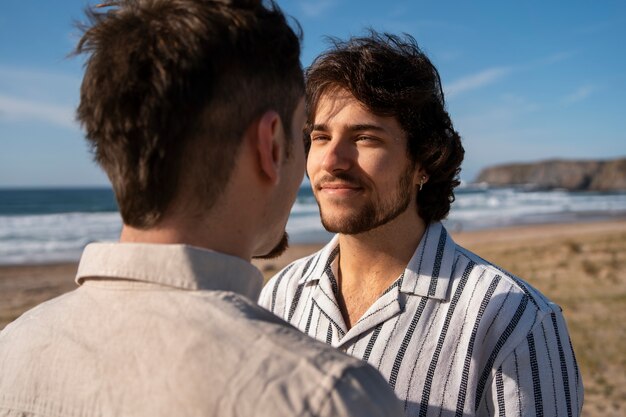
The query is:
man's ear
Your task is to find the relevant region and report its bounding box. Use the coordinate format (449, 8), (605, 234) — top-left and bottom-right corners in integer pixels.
(413, 165), (428, 187)
(255, 110), (284, 184)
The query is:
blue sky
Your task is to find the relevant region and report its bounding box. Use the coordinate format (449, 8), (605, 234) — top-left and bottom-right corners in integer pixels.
(1, 0), (625, 187)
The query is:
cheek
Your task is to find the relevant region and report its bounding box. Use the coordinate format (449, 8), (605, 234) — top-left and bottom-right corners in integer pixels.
(306, 151), (321, 177)
(359, 154), (408, 188)
(357, 153), (392, 176)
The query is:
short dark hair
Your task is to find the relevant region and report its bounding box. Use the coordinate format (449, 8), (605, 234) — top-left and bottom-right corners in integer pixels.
(305, 31), (464, 223)
(76, 0), (304, 228)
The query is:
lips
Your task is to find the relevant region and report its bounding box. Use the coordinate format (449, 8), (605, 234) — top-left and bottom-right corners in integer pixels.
(315, 175), (365, 197)
(316, 172), (363, 186)
(319, 182), (361, 191)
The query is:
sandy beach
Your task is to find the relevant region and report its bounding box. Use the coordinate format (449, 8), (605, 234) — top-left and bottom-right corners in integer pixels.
(1, 219), (624, 417)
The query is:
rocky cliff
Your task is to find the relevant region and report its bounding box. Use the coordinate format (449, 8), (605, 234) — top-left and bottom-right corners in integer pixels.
(474, 158), (626, 191)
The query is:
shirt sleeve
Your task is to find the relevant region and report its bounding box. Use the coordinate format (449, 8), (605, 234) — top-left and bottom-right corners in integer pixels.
(318, 362), (405, 417)
(478, 310), (583, 417)
(258, 262), (297, 314)
(258, 279), (272, 310)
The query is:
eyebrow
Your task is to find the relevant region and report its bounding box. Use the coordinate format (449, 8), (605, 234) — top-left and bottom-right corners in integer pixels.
(311, 123), (386, 133)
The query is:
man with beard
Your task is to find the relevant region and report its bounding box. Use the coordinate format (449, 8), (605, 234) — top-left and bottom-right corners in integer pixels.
(260, 32), (583, 417)
(0, 3), (404, 416)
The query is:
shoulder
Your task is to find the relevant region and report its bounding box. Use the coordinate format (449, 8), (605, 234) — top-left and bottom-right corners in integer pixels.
(0, 289), (77, 341)
(449, 245), (582, 415)
(449, 241), (570, 366)
(454, 242), (559, 316)
(261, 320), (404, 416)
(210, 294), (403, 416)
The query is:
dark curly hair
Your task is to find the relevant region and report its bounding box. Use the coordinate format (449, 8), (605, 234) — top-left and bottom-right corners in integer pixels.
(75, 0), (303, 228)
(305, 31), (464, 223)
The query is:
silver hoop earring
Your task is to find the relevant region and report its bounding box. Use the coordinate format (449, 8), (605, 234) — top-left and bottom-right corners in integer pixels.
(419, 176), (426, 191)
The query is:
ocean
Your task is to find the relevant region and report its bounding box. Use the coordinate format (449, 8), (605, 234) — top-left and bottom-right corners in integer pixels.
(1, 184), (626, 265)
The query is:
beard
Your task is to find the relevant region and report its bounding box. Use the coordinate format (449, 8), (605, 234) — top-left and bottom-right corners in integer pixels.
(316, 165), (415, 235)
(252, 232), (289, 260)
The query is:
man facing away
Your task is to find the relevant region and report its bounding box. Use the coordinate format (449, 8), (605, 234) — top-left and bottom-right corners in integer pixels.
(0, 3), (404, 416)
(260, 32), (583, 417)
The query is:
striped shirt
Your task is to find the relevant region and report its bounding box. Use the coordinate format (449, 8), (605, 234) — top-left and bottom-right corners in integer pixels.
(260, 222), (583, 417)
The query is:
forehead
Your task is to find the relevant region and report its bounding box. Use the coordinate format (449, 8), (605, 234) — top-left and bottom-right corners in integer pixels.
(313, 89), (404, 137)
(314, 89), (370, 122)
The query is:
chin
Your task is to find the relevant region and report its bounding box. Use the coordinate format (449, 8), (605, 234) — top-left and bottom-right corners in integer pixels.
(252, 232), (290, 260)
(319, 210), (360, 229)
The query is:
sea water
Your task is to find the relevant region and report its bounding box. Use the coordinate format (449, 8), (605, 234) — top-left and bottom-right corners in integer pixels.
(1, 184), (626, 265)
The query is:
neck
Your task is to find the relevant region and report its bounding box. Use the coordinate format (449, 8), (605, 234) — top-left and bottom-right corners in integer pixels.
(334, 208), (427, 329)
(119, 207), (255, 262)
(338, 209), (426, 284)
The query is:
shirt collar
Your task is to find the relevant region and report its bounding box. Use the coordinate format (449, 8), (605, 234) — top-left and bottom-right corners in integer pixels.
(399, 222), (457, 301)
(299, 222), (457, 301)
(76, 242), (264, 300)
(297, 234), (340, 286)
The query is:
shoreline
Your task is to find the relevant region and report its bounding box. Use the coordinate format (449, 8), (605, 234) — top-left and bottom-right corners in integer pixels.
(2, 218), (626, 281)
(3, 214), (624, 269)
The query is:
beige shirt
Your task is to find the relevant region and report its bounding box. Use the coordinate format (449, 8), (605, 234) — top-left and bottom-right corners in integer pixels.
(0, 243), (402, 417)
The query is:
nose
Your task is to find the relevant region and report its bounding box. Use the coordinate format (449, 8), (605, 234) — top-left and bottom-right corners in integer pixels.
(320, 140), (353, 173)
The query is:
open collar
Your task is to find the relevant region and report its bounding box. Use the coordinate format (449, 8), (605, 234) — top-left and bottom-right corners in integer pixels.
(297, 234), (340, 286)
(299, 222), (456, 302)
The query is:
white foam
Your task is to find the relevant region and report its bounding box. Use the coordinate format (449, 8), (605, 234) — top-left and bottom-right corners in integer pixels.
(2, 189), (626, 264)
(0, 212), (121, 264)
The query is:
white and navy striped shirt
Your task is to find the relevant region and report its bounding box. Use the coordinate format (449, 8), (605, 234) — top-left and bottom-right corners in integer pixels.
(260, 222), (583, 417)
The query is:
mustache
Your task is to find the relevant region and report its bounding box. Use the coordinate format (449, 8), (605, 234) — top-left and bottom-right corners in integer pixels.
(315, 172), (366, 189)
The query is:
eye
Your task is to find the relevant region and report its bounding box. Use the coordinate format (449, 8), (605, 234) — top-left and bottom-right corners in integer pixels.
(355, 135), (381, 145)
(310, 134), (330, 142)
